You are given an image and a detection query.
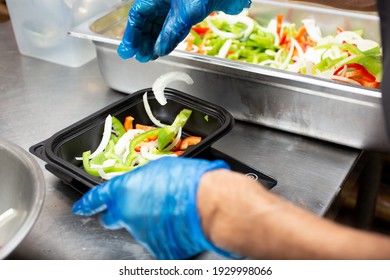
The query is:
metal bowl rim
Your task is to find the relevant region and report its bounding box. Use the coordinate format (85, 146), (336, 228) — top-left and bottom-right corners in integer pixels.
(0, 139), (46, 259)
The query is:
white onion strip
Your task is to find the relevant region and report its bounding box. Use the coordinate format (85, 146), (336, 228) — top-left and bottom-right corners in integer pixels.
(114, 128), (144, 155)
(258, 59), (282, 68)
(140, 142), (159, 160)
(331, 75), (362, 86)
(206, 17), (240, 39)
(335, 31), (362, 44)
(334, 54), (357, 70)
(152, 72), (194, 106)
(302, 19), (322, 42)
(90, 159), (117, 169)
(143, 92), (165, 127)
(217, 39), (232, 58)
(306, 61), (313, 76)
(291, 38), (304, 60)
(97, 168), (126, 180)
(206, 13), (254, 40)
(75, 115), (112, 160)
(280, 42), (295, 70)
(140, 141), (178, 160)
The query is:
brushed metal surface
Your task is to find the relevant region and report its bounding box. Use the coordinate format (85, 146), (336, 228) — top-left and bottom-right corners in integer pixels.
(1, 21), (361, 260)
(70, 0), (389, 152)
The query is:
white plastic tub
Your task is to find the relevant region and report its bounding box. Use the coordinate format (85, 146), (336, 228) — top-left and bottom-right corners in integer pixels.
(6, 0), (121, 67)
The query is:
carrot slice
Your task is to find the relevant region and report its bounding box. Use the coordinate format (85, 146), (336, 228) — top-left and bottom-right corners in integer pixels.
(124, 116), (134, 131)
(179, 136), (202, 150)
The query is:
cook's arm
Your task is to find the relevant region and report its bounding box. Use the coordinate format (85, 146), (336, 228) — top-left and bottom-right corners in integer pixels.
(199, 169), (390, 259)
(73, 156), (390, 259)
(292, 0), (377, 11)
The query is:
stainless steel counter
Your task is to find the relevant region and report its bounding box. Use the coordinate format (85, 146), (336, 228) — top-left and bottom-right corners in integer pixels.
(0, 21), (362, 260)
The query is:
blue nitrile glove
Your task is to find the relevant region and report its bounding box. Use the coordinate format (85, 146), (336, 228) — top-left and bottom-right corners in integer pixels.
(72, 157), (238, 260)
(117, 0), (252, 62)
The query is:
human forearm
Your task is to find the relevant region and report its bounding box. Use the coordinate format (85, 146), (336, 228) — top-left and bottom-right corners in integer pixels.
(198, 169), (390, 259)
(292, 0), (377, 11)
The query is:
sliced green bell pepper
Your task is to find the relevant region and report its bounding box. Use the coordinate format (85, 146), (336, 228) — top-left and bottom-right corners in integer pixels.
(158, 109), (192, 151)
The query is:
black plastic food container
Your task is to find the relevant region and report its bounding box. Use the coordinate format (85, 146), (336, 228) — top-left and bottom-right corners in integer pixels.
(30, 88), (235, 193)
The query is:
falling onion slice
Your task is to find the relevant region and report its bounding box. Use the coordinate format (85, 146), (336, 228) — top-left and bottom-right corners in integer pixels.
(143, 92), (166, 127)
(152, 71), (194, 106)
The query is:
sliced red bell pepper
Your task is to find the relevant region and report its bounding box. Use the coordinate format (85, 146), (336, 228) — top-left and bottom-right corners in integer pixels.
(334, 63), (375, 81)
(350, 78), (379, 89)
(276, 14), (284, 36)
(192, 26), (210, 36)
(333, 63), (379, 88)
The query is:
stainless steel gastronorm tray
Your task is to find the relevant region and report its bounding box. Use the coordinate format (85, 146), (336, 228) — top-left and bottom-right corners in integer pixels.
(70, 0), (389, 152)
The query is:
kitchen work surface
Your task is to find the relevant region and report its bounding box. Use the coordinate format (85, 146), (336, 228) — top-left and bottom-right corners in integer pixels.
(0, 21), (362, 260)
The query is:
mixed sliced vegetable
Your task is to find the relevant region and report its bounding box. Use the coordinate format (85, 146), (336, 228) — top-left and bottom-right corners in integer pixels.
(176, 10), (382, 89)
(77, 72), (202, 180)
(77, 108), (202, 180)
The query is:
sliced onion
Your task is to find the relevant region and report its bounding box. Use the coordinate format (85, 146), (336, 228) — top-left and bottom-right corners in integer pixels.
(258, 59), (282, 68)
(188, 45), (199, 53)
(75, 115), (112, 160)
(175, 41), (188, 51)
(206, 17), (240, 39)
(291, 38), (304, 60)
(286, 61), (301, 73)
(205, 12), (254, 40)
(114, 128), (144, 156)
(338, 65), (348, 77)
(350, 39), (380, 52)
(152, 72), (194, 106)
(302, 47), (322, 64)
(90, 159), (117, 169)
(334, 54), (357, 69)
(274, 48), (284, 63)
(143, 92), (165, 127)
(306, 61), (313, 76)
(331, 75), (362, 86)
(302, 19), (322, 42)
(217, 39), (232, 58)
(97, 168), (126, 180)
(267, 19), (280, 46)
(140, 142), (158, 160)
(314, 68), (336, 79)
(280, 41), (295, 70)
(175, 40), (199, 53)
(335, 31), (362, 44)
(140, 141), (177, 160)
(236, 16), (254, 39)
(329, 45), (342, 60)
(265, 49), (277, 57)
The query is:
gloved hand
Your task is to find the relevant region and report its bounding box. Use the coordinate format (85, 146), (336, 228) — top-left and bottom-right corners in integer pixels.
(72, 157), (237, 259)
(117, 0), (252, 62)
